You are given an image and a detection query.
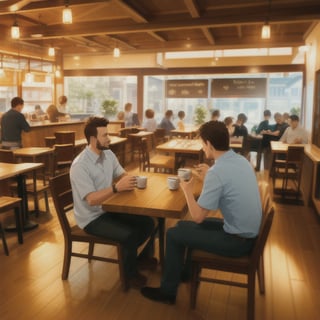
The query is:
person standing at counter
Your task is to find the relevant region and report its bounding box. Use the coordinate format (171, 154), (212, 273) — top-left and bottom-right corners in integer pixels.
(46, 104), (68, 122)
(1, 97), (30, 150)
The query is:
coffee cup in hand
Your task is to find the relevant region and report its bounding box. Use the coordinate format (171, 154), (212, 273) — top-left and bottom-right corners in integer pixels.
(177, 168), (192, 181)
(136, 176), (147, 189)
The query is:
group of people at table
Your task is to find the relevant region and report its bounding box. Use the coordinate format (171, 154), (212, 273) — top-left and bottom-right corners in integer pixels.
(0, 96), (309, 305)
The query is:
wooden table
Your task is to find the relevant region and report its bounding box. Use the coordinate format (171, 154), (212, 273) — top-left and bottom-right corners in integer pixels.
(170, 127), (199, 139)
(156, 139), (204, 169)
(102, 172), (202, 267)
(0, 162), (44, 231)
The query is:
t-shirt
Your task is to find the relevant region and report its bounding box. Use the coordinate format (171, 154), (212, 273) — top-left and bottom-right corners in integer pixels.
(1, 108), (30, 142)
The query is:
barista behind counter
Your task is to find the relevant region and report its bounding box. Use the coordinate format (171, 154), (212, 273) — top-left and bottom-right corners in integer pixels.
(46, 104), (70, 122)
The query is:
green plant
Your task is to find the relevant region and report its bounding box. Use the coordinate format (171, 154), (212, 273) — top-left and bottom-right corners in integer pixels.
(101, 98), (118, 117)
(194, 105), (207, 125)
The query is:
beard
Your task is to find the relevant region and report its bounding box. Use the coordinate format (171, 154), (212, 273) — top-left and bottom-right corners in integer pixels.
(96, 140), (109, 151)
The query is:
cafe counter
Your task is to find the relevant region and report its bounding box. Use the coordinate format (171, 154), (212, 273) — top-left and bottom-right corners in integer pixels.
(22, 120), (85, 147)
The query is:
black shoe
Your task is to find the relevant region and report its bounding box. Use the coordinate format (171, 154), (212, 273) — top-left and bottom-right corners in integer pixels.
(140, 287), (176, 305)
(129, 272), (147, 290)
(138, 257), (158, 271)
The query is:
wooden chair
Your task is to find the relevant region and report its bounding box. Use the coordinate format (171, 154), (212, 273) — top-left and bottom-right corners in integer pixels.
(54, 131), (76, 145)
(0, 196), (23, 255)
(44, 136), (56, 148)
(53, 144), (75, 176)
(272, 145), (305, 198)
(139, 137), (175, 173)
(154, 128), (168, 146)
(0, 149), (50, 215)
(49, 173), (128, 291)
(190, 181), (274, 320)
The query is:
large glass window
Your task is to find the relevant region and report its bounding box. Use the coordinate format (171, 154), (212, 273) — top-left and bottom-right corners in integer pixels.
(64, 76), (137, 117)
(144, 72), (303, 132)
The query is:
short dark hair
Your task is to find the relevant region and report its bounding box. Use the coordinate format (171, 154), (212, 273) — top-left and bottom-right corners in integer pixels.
(58, 95), (67, 105)
(211, 109), (220, 118)
(11, 97), (24, 108)
(178, 110), (185, 119)
(237, 113), (247, 123)
(145, 109), (154, 119)
(263, 109), (271, 117)
(199, 121), (229, 151)
(84, 117), (109, 144)
(289, 114), (299, 122)
(165, 110), (173, 117)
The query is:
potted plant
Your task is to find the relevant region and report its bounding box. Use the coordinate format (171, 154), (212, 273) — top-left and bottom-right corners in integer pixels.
(194, 104), (207, 125)
(101, 98), (118, 118)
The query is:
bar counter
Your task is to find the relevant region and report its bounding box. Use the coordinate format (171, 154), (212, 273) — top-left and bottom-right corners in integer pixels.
(22, 120), (85, 147)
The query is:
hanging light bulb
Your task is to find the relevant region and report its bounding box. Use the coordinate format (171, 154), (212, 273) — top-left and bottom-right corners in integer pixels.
(11, 19), (20, 39)
(62, 1), (72, 24)
(113, 47), (120, 58)
(261, 23), (271, 39)
(48, 47), (55, 57)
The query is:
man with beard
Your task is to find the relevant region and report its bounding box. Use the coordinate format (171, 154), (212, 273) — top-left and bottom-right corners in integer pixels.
(70, 117), (157, 289)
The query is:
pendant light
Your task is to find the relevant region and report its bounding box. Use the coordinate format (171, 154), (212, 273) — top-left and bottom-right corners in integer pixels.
(62, 1), (72, 24)
(261, 0), (271, 40)
(113, 47), (120, 58)
(11, 16), (20, 39)
(48, 47), (55, 57)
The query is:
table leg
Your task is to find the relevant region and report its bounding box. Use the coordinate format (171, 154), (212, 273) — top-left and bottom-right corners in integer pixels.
(158, 217), (165, 269)
(6, 174), (38, 232)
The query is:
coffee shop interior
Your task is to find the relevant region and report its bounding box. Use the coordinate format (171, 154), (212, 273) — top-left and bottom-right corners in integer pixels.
(1, 1), (320, 319)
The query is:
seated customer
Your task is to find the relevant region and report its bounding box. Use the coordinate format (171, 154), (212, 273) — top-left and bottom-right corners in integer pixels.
(70, 117), (157, 289)
(158, 110), (175, 135)
(232, 113), (248, 137)
(46, 104), (67, 122)
(142, 109), (157, 132)
(176, 110), (185, 130)
(141, 120), (262, 304)
(280, 114), (308, 144)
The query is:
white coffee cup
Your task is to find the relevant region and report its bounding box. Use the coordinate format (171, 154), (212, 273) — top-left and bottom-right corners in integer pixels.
(167, 176), (180, 190)
(177, 168), (192, 181)
(136, 176), (147, 189)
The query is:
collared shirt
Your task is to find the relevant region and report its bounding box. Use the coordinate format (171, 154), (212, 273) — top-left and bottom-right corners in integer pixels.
(142, 118), (157, 132)
(158, 117), (175, 135)
(280, 126), (308, 144)
(1, 109), (30, 142)
(197, 149), (262, 237)
(70, 146), (125, 229)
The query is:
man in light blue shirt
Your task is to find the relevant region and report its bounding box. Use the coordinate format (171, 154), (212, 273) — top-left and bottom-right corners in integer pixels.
(141, 121), (262, 304)
(70, 117), (156, 289)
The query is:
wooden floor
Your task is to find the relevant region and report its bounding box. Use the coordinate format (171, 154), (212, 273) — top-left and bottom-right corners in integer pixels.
(0, 165), (320, 320)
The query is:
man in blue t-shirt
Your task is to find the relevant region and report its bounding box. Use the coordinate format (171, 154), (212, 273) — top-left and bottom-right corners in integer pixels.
(141, 120), (262, 304)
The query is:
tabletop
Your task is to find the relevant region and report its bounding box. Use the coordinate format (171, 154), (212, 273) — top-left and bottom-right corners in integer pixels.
(156, 139), (203, 154)
(0, 162), (44, 180)
(102, 172), (202, 219)
(270, 141), (308, 153)
(13, 147), (54, 157)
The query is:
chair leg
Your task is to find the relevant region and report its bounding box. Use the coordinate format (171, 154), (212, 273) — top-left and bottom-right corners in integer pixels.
(88, 242), (94, 261)
(62, 241), (72, 280)
(0, 222), (9, 256)
(247, 273), (256, 320)
(190, 263), (200, 309)
(14, 205), (23, 244)
(257, 255), (265, 294)
(117, 244), (128, 291)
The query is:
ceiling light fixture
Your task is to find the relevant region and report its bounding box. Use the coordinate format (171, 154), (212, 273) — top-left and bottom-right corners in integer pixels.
(261, 23), (271, 39)
(11, 16), (20, 39)
(261, 0), (271, 39)
(62, 1), (72, 24)
(48, 47), (55, 57)
(113, 47), (120, 58)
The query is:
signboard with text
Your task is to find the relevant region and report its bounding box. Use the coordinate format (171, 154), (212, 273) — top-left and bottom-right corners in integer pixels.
(211, 78), (267, 98)
(166, 79), (208, 98)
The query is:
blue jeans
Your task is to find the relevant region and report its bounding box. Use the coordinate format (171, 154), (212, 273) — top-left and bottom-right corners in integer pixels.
(160, 218), (255, 295)
(84, 212), (155, 278)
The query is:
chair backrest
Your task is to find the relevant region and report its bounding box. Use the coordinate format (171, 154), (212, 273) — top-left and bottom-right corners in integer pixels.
(138, 138), (150, 171)
(250, 182), (274, 267)
(286, 145), (305, 164)
(54, 144), (75, 163)
(154, 128), (167, 145)
(0, 149), (15, 163)
(55, 131), (75, 145)
(49, 173), (74, 238)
